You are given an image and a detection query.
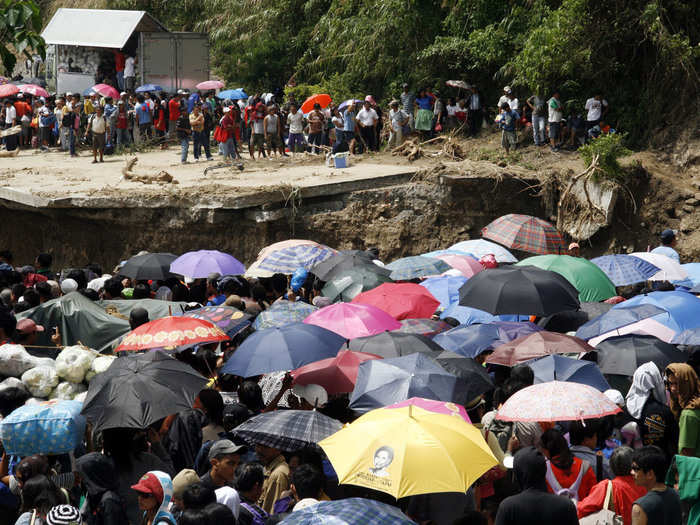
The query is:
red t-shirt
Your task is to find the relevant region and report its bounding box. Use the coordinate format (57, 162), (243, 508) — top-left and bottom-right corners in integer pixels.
(577, 476), (647, 525)
(168, 99), (180, 121)
(114, 51), (125, 72)
(14, 101), (30, 118)
(116, 111), (128, 130)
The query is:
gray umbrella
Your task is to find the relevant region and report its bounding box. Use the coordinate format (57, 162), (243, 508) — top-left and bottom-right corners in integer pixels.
(347, 331), (443, 359)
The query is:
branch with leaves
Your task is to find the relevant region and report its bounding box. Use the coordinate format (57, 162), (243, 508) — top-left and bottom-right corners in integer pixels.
(0, 0), (45, 76)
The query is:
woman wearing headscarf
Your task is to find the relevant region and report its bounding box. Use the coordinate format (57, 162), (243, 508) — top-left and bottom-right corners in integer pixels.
(665, 363), (700, 457)
(627, 362), (677, 460)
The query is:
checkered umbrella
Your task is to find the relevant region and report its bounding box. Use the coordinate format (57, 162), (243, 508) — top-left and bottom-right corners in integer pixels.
(252, 300), (318, 330)
(255, 244), (337, 274)
(481, 214), (565, 255)
(386, 256), (451, 280)
(232, 409), (342, 451)
(278, 498), (414, 524)
(591, 254), (661, 286)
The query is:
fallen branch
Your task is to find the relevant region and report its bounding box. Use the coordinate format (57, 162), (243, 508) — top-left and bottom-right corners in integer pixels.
(122, 156), (178, 184)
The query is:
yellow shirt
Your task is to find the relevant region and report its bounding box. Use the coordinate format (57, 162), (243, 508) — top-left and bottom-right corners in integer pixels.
(258, 454), (290, 514)
(84, 99), (95, 115)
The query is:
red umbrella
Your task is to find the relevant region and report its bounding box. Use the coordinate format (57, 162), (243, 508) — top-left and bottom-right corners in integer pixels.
(301, 94), (332, 114)
(19, 84), (49, 98)
(196, 80), (225, 90)
(116, 316), (229, 352)
(0, 84), (19, 97)
(485, 331), (595, 367)
(352, 283), (440, 320)
(90, 83), (120, 100)
(481, 214), (565, 255)
(291, 350), (382, 394)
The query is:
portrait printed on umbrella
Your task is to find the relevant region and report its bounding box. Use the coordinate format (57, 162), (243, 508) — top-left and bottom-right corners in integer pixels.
(369, 446), (394, 478)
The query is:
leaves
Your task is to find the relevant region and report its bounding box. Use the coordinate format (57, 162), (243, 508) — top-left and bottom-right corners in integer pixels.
(0, 0), (45, 75)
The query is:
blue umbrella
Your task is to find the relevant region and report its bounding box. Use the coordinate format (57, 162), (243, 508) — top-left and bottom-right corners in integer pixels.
(575, 304), (669, 340)
(420, 275), (468, 309)
(680, 263), (700, 287)
(349, 353), (472, 412)
(217, 88), (248, 100)
(613, 290), (700, 333)
(82, 87), (94, 96)
(672, 328), (700, 345)
(449, 239), (517, 263)
(386, 256), (451, 280)
(170, 250), (245, 278)
(338, 99), (364, 112)
(220, 323), (345, 377)
(135, 84), (163, 93)
(590, 254), (660, 286)
(527, 355), (611, 392)
(439, 304), (497, 325)
(256, 244), (337, 274)
(433, 321), (542, 358)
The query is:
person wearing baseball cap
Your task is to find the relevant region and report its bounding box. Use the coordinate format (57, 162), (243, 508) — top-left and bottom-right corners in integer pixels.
(131, 471), (175, 525)
(568, 242), (580, 257)
(200, 439), (244, 491)
(651, 228), (680, 262)
(14, 318), (44, 345)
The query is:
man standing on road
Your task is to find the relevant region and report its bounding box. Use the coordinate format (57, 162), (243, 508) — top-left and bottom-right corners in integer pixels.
(86, 105), (109, 163)
(548, 89), (564, 152)
(527, 93), (547, 146)
(176, 102), (191, 164)
(135, 94), (152, 142)
(388, 100), (409, 148)
(264, 105), (282, 158)
(357, 99), (378, 152)
(468, 86), (483, 136)
(168, 92), (181, 137)
(400, 83), (415, 130)
(189, 103), (205, 162)
(124, 55), (136, 92)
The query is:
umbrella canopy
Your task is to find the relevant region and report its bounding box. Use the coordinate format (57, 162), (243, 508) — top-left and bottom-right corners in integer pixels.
(681, 263), (700, 287)
(349, 353), (473, 412)
(115, 316), (229, 352)
(439, 304), (497, 325)
(630, 252), (688, 281)
(90, 83), (120, 99)
(458, 266), (580, 316)
(232, 410), (342, 451)
(304, 303), (400, 339)
(610, 290), (700, 334)
(180, 306), (251, 338)
(252, 300), (317, 330)
(446, 80), (470, 89)
(673, 328), (700, 345)
(516, 255), (616, 302)
(449, 239), (518, 263)
(301, 94), (332, 114)
(431, 253), (484, 278)
(312, 250), (387, 280)
(588, 317), (677, 346)
(485, 331), (596, 366)
(420, 275), (468, 310)
(347, 331), (443, 359)
(291, 350), (382, 394)
(575, 304), (669, 340)
(338, 99), (364, 112)
(497, 381), (621, 422)
(591, 254), (660, 286)
(595, 334), (687, 376)
(481, 214), (565, 255)
(196, 80), (225, 90)
(81, 351), (208, 432)
(135, 84), (162, 93)
(395, 318), (452, 338)
(254, 244), (337, 275)
(279, 498), (415, 525)
(18, 84), (49, 98)
(433, 322), (542, 359)
(216, 88), (247, 100)
(352, 283), (440, 320)
(220, 323), (345, 377)
(170, 250), (245, 278)
(320, 399), (497, 498)
(321, 268), (393, 302)
(527, 355), (610, 391)
(0, 84), (19, 97)
(119, 252), (178, 281)
(386, 256), (451, 280)
(434, 351), (495, 400)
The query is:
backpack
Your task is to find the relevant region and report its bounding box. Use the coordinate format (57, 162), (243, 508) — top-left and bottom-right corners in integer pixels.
(545, 459), (590, 503)
(240, 502), (268, 525)
(61, 112), (73, 128)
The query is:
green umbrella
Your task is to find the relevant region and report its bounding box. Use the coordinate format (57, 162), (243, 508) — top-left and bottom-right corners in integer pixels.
(515, 255), (616, 302)
(322, 267), (392, 302)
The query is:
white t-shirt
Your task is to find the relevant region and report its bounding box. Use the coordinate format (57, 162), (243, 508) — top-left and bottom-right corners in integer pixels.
(585, 98), (608, 121)
(4, 105), (16, 124)
(90, 115), (107, 133)
(357, 107), (378, 127)
(332, 115), (343, 129)
(287, 111), (304, 134)
(498, 95), (509, 108)
(548, 97), (563, 123)
(124, 57), (135, 77)
(446, 104), (458, 116)
(507, 97), (519, 111)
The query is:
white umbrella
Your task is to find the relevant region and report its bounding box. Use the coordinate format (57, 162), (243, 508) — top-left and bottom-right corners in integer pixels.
(629, 252), (687, 281)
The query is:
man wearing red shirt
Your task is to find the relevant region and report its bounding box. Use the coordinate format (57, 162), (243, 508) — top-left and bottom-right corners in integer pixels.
(168, 93), (181, 137)
(14, 95), (32, 147)
(114, 50), (125, 91)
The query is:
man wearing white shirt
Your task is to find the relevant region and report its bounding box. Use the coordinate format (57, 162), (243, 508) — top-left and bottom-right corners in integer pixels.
(584, 94), (608, 131)
(124, 55), (136, 92)
(356, 100), (378, 152)
(498, 86), (512, 109)
(651, 229), (680, 263)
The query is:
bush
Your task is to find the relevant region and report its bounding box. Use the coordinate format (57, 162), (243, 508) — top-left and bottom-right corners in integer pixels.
(578, 133), (632, 182)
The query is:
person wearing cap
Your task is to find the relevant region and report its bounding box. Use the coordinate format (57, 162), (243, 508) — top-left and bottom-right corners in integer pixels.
(388, 100), (409, 148)
(357, 98), (379, 152)
(130, 471), (175, 525)
(13, 318), (44, 346)
(651, 229), (680, 263)
(498, 86), (512, 109)
(400, 83), (415, 129)
(255, 444), (290, 514)
(170, 469), (200, 519)
(200, 440), (244, 491)
(568, 242), (580, 257)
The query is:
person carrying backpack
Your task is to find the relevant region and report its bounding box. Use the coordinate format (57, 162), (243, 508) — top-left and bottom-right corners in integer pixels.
(75, 453), (128, 525)
(541, 429), (596, 503)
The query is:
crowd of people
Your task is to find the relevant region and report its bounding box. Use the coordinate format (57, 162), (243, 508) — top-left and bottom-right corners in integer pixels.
(0, 223), (694, 525)
(0, 81), (613, 162)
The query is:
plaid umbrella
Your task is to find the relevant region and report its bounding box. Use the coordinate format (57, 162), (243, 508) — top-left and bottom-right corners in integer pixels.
(386, 256), (451, 280)
(279, 498), (414, 525)
(481, 214), (565, 255)
(591, 254), (661, 286)
(255, 244), (337, 274)
(252, 301), (318, 330)
(181, 306), (252, 338)
(232, 409), (342, 451)
(395, 318), (452, 338)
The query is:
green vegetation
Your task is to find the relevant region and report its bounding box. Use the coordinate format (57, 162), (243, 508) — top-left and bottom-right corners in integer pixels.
(578, 133), (633, 182)
(0, 0), (45, 75)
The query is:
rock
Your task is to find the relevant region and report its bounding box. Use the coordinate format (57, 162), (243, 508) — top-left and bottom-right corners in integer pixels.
(683, 205), (695, 214)
(686, 198), (699, 206)
(695, 192), (700, 200)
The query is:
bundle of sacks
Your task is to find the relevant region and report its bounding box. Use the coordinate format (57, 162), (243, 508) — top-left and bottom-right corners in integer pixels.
(0, 343), (115, 403)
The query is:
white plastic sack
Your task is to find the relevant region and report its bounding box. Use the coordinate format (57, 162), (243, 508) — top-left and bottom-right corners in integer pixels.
(50, 382), (87, 400)
(55, 346), (95, 383)
(34, 357), (56, 368)
(85, 355), (116, 383)
(0, 377), (28, 393)
(0, 344), (38, 377)
(73, 391), (87, 403)
(21, 366), (59, 398)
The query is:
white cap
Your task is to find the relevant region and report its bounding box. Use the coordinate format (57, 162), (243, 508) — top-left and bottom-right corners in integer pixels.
(604, 389), (625, 407)
(65, 92), (72, 96)
(120, 91), (127, 96)
(223, 107), (230, 113)
(503, 86), (512, 93)
(60, 278), (78, 294)
(17, 94), (23, 99)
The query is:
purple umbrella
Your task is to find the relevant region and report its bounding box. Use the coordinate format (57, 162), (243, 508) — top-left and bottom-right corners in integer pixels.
(338, 99), (364, 112)
(170, 250), (246, 278)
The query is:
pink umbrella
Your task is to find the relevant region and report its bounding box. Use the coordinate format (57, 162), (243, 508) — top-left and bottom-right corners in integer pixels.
(496, 381), (621, 422)
(196, 80), (225, 90)
(303, 302), (401, 339)
(19, 84), (49, 98)
(588, 318), (677, 347)
(387, 398), (471, 423)
(0, 84), (19, 97)
(90, 84), (120, 100)
(433, 254), (484, 278)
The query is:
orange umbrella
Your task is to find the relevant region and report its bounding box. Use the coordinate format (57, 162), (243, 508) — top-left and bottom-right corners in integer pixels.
(301, 94), (332, 114)
(116, 316), (228, 352)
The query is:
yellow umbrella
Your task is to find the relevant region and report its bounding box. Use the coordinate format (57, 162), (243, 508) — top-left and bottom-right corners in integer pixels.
(318, 398), (497, 499)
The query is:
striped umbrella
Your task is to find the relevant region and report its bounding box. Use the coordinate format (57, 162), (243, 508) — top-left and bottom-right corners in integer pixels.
(255, 244), (337, 274)
(591, 254), (661, 286)
(481, 214), (565, 255)
(252, 300), (317, 330)
(386, 256), (451, 280)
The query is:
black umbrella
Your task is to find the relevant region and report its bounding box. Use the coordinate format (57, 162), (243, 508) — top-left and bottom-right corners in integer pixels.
(538, 310), (590, 333)
(119, 252), (179, 280)
(347, 331), (443, 359)
(434, 350), (495, 401)
(458, 265), (580, 317)
(311, 250), (390, 281)
(595, 334), (687, 377)
(81, 351), (208, 432)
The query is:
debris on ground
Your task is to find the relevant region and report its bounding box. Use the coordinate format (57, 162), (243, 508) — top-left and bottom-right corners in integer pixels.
(122, 157), (178, 184)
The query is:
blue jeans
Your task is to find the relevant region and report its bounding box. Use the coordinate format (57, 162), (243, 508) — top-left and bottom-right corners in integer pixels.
(193, 130), (204, 159)
(69, 128), (76, 155)
(117, 71), (124, 91)
(180, 137), (189, 162)
(223, 137), (237, 160)
(116, 128), (129, 146)
(532, 115), (546, 145)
